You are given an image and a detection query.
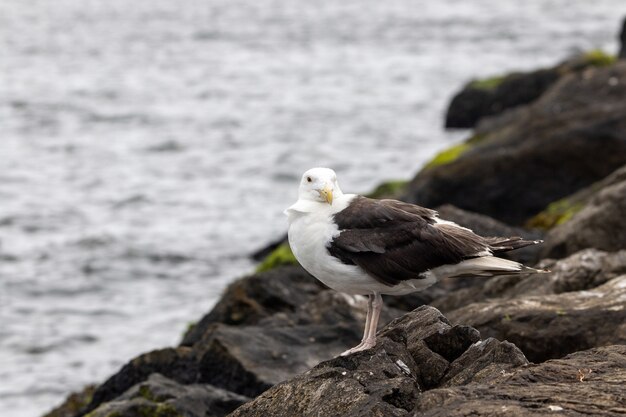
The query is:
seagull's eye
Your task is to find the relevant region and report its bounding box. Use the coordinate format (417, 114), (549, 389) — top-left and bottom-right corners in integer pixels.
(306, 176), (312, 183)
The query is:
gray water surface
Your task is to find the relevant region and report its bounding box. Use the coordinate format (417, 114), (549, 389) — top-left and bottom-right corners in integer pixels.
(1, 1), (625, 416)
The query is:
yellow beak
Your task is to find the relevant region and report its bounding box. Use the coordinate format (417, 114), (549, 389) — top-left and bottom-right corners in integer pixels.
(318, 185), (333, 205)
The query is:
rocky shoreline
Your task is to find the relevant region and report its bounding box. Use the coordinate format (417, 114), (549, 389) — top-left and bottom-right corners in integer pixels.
(45, 27), (626, 417)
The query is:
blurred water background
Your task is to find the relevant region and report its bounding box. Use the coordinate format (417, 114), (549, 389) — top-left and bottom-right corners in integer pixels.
(1, 1), (625, 416)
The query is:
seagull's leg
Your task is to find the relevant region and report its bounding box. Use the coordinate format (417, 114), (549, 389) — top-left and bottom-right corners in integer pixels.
(341, 294), (373, 356)
(341, 293), (382, 355)
(359, 293), (382, 350)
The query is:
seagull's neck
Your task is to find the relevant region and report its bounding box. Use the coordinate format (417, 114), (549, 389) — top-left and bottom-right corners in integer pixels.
(284, 193), (357, 219)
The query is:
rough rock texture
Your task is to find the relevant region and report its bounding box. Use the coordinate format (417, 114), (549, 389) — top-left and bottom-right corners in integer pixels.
(429, 249), (626, 314)
(231, 306), (527, 417)
(407, 62), (626, 225)
(448, 275), (626, 362)
(415, 345), (626, 416)
(542, 174), (626, 259)
(86, 374), (249, 417)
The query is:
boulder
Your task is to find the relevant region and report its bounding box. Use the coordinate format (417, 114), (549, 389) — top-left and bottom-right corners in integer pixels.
(447, 275), (626, 362)
(406, 62), (626, 225)
(415, 345), (626, 416)
(230, 306), (526, 417)
(181, 266), (320, 346)
(445, 51), (616, 128)
(541, 174), (626, 258)
(85, 374), (248, 417)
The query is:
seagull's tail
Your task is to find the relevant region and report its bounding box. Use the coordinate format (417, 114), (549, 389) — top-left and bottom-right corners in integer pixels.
(485, 236), (543, 254)
(431, 256), (549, 279)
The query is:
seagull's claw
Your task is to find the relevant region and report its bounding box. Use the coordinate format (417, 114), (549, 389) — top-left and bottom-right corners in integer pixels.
(340, 339), (377, 356)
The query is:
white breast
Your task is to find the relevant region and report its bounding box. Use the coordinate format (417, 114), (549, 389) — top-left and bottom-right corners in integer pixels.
(286, 195), (433, 295)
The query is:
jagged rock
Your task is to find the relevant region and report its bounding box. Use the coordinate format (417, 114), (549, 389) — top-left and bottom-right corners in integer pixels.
(182, 266), (321, 346)
(415, 345), (626, 416)
(542, 175), (626, 258)
(447, 275), (626, 362)
(406, 63), (626, 225)
(230, 307), (528, 417)
(429, 249), (626, 314)
(86, 373), (248, 417)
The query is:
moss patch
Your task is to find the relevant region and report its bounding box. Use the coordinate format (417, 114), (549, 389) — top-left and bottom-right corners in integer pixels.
(256, 243), (297, 272)
(583, 49), (617, 67)
(366, 180), (408, 199)
(44, 385), (97, 417)
(469, 75), (505, 90)
(526, 199), (584, 230)
(423, 143), (471, 170)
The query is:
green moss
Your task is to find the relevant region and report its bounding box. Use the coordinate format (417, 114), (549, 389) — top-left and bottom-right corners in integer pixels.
(526, 199), (584, 230)
(256, 243), (297, 272)
(366, 180), (408, 199)
(583, 49), (617, 67)
(503, 314), (512, 322)
(423, 143), (471, 170)
(469, 75), (505, 90)
(137, 404), (181, 417)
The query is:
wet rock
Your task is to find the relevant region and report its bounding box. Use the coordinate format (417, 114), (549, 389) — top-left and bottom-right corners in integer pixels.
(542, 175), (626, 259)
(415, 345), (626, 416)
(86, 373), (248, 417)
(407, 63), (626, 225)
(447, 275), (626, 362)
(182, 266), (321, 346)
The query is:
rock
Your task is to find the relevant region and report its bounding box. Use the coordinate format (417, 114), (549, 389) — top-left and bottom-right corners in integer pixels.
(618, 19), (626, 59)
(445, 51), (617, 128)
(230, 307), (528, 417)
(181, 266), (321, 346)
(415, 345), (626, 416)
(431, 249), (626, 314)
(85, 373), (248, 417)
(445, 69), (559, 128)
(43, 385), (96, 417)
(447, 275), (626, 362)
(541, 174), (626, 259)
(406, 62), (626, 225)
(80, 347), (198, 416)
(526, 164), (626, 230)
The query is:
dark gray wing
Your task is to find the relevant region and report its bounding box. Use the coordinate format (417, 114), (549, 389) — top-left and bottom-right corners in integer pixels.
(328, 197), (488, 286)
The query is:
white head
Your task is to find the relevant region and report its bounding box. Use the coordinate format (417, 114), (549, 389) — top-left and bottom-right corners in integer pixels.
(298, 167), (343, 205)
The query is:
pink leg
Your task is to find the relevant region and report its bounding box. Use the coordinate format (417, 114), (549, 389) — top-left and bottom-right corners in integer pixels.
(341, 293), (382, 356)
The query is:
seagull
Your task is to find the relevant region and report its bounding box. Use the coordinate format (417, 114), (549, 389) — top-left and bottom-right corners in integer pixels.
(285, 167), (546, 356)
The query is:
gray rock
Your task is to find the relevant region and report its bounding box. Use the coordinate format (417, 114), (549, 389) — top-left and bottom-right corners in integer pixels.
(182, 266), (321, 346)
(414, 345), (626, 416)
(447, 275), (626, 362)
(406, 63), (626, 226)
(542, 175), (626, 258)
(86, 373), (249, 417)
(620, 17), (626, 59)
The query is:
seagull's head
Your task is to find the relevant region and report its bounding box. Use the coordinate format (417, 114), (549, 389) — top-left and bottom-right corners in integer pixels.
(298, 167), (343, 205)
